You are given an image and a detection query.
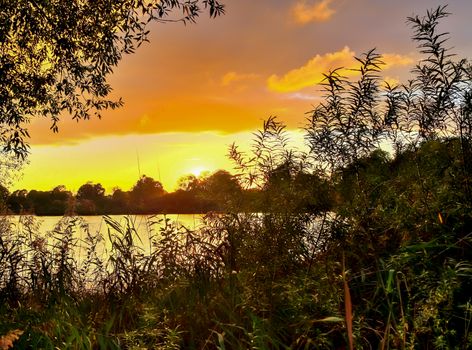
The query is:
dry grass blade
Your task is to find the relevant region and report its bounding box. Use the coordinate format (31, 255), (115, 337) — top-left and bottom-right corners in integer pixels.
(343, 253), (354, 350)
(0, 330), (23, 350)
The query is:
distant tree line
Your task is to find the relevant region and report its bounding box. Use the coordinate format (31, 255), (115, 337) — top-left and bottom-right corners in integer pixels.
(0, 169), (333, 216)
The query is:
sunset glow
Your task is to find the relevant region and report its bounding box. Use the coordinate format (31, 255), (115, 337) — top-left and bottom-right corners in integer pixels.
(189, 166), (209, 178)
(12, 0), (472, 193)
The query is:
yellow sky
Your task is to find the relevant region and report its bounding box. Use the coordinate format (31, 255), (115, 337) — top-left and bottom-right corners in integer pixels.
(12, 0), (472, 193)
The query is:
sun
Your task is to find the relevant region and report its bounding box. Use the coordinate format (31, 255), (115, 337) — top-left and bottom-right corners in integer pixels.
(189, 166), (208, 178)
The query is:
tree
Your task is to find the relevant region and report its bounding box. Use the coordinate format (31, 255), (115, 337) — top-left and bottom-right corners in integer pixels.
(76, 182), (106, 214)
(77, 182), (105, 202)
(110, 187), (130, 214)
(131, 175), (165, 198)
(130, 175), (165, 212)
(230, 116), (308, 189)
(26, 190), (46, 214)
(177, 174), (202, 192)
(51, 185), (72, 201)
(0, 0), (225, 158)
(6, 189), (28, 213)
(0, 184), (8, 211)
(201, 170), (242, 210)
(299, 8), (472, 347)
(0, 153), (23, 187)
(50, 185), (73, 215)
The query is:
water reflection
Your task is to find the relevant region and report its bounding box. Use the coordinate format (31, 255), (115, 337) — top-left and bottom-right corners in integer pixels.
(8, 214), (202, 262)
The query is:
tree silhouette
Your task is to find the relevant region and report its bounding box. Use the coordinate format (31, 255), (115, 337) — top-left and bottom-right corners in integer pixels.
(6, 189), (28, 213)
(24, 186), (71, 215)
(0, 184), (8, 211)
(77, 183), (105, 202)
(177, 174), (202, 192)
(198, 170), (242, 211)
(76, 182), (106, 214)
(130, 175), (165, 212)
(110, 187), (130, 214)
(0, 0), (225, 158)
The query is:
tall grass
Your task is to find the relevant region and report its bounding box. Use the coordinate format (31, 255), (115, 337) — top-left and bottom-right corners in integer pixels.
(1, 168), (471, 349)
(0, 211), (342, 348)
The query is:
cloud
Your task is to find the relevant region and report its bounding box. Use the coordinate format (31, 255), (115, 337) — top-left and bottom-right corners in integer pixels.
(267, 46), (356, 92)
(383, 76), (400, 88)
(286, 92), (320, 101)
(292, 0), (336, 24)
(221, 71), (259, 86)
(382, 53), (415, 69)
(267, 47), (414, 93)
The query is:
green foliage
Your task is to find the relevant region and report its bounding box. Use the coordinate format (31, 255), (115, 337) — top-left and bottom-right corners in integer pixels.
(301, 6), (472, 348)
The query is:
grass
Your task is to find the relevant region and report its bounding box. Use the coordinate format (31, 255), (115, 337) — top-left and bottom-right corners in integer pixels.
(1, 187), (469, 349)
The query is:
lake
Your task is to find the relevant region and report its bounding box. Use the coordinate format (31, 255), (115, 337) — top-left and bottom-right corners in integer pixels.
(9, 214), (203, 233)
(5, 214), (204, 261)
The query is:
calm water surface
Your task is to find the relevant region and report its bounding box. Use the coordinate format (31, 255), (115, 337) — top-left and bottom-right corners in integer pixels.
(10, 214), (202, 234)
(7, 214), (204, 260)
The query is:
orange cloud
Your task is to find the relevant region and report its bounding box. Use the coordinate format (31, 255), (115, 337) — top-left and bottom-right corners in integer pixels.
(267, 47), (414, 93)
(267, 46), (356, 92)
(292, 0), (336, 24)
(382, 53), (415, 69)
(221, 71), (259, 86)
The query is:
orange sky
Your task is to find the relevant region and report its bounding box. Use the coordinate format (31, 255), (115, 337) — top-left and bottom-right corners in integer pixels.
(12, 0), (472, 193)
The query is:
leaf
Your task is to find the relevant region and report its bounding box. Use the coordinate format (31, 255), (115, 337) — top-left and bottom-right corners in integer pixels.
(216, 331), (226, 350)
(438, 211), (444, 224)
(386, 269), (395, 293)
(314, 316), (345, 323)
(343, 253), (354, 350)
(0, 330), (24, 350)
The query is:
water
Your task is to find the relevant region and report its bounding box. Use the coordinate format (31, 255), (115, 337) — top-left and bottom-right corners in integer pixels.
(6, 214), (204, 262)
(9, 214), (202, 235)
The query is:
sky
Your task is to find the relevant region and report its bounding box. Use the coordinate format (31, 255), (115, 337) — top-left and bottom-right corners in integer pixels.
(13, 0), (472, 193)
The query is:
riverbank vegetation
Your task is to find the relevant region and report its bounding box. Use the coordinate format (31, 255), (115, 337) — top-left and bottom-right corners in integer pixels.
(1, 168), (331, 216)
(0, 5), (471, 349)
